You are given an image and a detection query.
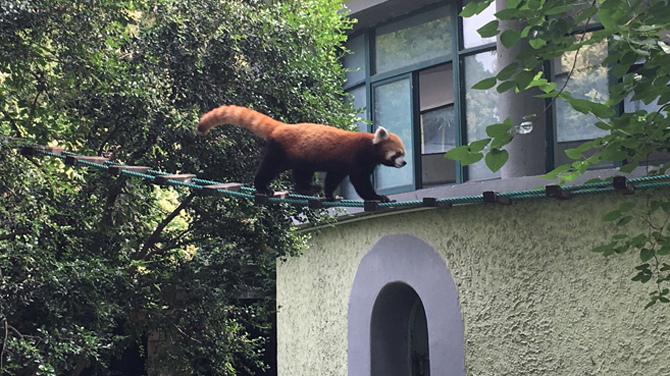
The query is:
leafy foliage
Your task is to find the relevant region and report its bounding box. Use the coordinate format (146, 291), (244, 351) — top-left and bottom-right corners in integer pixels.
(1, 0), (353, 374)
(455, 0), (670, 306)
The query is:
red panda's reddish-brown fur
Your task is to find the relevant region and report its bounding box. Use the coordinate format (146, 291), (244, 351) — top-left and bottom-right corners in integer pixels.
(196, 105), (406, 202)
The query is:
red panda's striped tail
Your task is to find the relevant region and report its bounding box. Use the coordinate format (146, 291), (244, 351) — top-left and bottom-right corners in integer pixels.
(196, 105), (282, 139)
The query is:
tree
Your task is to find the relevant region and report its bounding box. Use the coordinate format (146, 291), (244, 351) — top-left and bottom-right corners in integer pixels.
(453, 0), (670, 307)
(0, 0), (354, 374)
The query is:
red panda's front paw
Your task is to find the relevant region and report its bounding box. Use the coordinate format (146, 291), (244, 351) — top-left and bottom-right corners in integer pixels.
(378, 195), (392, 203)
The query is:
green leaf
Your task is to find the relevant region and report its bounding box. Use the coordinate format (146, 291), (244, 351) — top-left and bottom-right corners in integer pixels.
(619, 161), (638, 173)
(460, 1), (480, 17)
(612, 63), (630, 78)
(514, 69), (537, 91)
(617, 216), (633, 226)
(469, 138), (492, 153)
(500, 29), (521, 49)
(590, 102), (616, 118)
(657, 247), (670, 256)
(496, 62), (519, 81)
(545, 5), (574, 14)
(461, 152), (484, 165)
(542, 163), (571, 179)
(472, 77), (497, 90)
(564, 148), (582, 160)
(619, 201), (636, 212)
(477, 20), (500, 38)
(485, 149), (509, 172)
(490, 132), (513, 150)
(496, 80), (517, 93)
(575, 5), (598, 23)
(528, 38), (546, 49)
(445, 145), (470, 160)
(566, 97), (592, 114)
(631, 234), (648, 248)
(593, 242), (617, 253)
(495, 8), (518, 20)
(486, 122), (513, 138)
(598, 7), (615, 29)
(640, 248), (655, 262)
(535, 91), (561, 98)
(603, 210), (622, 222)
(594, 121), (611, 130)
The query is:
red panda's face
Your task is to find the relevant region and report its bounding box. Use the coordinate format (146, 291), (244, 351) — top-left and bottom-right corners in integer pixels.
(373, 127), (407, 168)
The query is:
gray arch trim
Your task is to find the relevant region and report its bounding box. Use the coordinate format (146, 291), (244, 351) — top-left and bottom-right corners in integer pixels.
(348, 234), (465, 376)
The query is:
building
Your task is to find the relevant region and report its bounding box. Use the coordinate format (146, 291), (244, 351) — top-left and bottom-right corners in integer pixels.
(276, 1), (670, 375)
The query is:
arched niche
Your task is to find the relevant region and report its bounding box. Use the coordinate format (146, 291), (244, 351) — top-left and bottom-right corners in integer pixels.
(348, 234), (465, 376)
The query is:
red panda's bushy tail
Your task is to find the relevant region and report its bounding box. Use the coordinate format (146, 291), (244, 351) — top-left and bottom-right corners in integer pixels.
(196, 105), (283, 139)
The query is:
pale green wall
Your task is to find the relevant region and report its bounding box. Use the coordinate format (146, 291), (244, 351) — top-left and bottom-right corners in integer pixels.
(276, 191), (670, 376)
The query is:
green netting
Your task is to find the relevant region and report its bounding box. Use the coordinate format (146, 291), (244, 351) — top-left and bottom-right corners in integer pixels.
(17, 145), (670, 211)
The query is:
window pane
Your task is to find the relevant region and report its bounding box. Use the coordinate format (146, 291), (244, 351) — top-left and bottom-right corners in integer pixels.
(554, 35), (609, 142)
(623, 76), (669, 164)
(421, 106), (456, 186)
(624, 89), (664, 114)
(375, 6), (453, 74)
(462, 0), (497, 49)
(374, 78), (414, 191)
(464, 51), (500, 180)
(340, 85), (368, 199)
(349, 84), (368, 131)
(419, 64), (454, 111)
(421, 106), (456, 154)
(344, 34), (366, 85)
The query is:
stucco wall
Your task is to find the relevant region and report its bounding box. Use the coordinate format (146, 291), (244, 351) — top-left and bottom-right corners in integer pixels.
(276, 191), (670, 376)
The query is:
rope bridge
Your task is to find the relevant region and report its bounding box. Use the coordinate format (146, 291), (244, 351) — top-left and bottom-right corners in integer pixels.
(17, 144), (670, 212)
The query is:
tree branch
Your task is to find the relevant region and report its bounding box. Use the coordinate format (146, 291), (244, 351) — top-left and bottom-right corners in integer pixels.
(0, 109), (23, 138)
(136, 193), (195, 260)
(0, 229), (30, 241)
(101, 176), (127, 227)
(1, 321), (7, 371)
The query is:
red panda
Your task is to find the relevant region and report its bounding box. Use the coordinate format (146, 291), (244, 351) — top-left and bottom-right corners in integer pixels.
(196, 105), (407, 202)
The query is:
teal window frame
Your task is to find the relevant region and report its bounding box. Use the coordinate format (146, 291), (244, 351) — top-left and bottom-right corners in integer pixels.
(343, 0), (487, 196)
(341, 0), (637, 197)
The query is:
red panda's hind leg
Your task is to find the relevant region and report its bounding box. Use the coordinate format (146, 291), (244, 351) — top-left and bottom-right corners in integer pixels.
(254, 145), (286, 196)
(323, 171), (347, 201)
(292, 169), (322, 196)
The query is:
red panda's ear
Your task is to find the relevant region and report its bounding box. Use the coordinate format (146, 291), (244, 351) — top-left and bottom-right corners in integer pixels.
(373, 126), (390, 144)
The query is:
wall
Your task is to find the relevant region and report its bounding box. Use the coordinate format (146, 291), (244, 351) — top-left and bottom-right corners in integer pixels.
(276, 190), (670, 376)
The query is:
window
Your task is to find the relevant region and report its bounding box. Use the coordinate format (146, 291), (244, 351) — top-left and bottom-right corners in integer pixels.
(342, 0), (638, 198)
(420, 64), (456, 186)
(342, 1), (499, 197)
(374, 6), (453, 74)
(552, 32), (610, 168)
(373, 77), (415, 192)
(463, 50), (499, 180)
(622, 66), (670, 165)
(461, 0), (496, 49)
(340, 85), (368, 199)
(554, 34), (609, 143)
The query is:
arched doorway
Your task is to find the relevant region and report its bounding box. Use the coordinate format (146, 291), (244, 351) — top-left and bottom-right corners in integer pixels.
(370, 282), (430, 376)
(348, 234), (465, 376)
